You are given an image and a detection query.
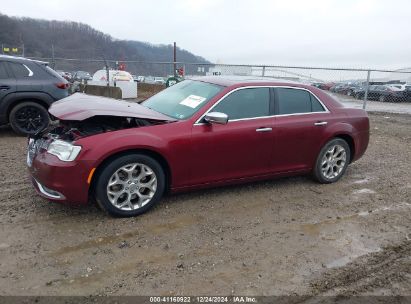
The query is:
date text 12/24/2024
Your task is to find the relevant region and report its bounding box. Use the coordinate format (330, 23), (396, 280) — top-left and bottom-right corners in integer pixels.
(149, 296), (257, 303)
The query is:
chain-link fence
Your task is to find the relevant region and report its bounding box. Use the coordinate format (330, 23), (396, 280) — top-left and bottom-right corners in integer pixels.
(31, 57), (411, 108)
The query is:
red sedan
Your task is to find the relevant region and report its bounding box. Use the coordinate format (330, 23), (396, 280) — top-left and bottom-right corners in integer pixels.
(27, 77), (369, 217)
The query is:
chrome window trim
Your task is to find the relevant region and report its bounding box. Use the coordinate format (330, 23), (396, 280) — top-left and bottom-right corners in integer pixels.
(23, 64), (33, 77)
(194, 85), (330, 125)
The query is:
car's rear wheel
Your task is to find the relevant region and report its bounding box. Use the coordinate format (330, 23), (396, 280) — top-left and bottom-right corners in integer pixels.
(313, 138), (350, 184)
(95, 154), (165, 217)
(9, 102), (50, 135)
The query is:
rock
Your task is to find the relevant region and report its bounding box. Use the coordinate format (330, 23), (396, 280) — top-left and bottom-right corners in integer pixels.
(118, 241), (130, 248)
(177, 262), (184, 269)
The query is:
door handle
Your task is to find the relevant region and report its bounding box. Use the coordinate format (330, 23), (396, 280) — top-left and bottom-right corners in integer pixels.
(256, 127), (272, 132)
(0, 86), (10, 91)
(314, 121), (328, 126)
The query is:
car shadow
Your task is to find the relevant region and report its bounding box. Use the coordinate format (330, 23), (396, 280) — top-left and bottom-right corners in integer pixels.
(0, 124), (19, 137)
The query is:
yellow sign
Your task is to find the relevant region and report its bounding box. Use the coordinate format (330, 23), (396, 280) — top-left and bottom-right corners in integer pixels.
(12, 48), (18, 53)
(3, 47), (10, 52)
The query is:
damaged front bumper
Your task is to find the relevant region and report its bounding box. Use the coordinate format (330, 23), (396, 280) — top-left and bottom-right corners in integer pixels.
(27, 138), (93, 204)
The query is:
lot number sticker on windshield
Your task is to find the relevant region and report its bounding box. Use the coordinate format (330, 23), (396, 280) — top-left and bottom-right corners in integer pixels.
(180, 95), (206, 108)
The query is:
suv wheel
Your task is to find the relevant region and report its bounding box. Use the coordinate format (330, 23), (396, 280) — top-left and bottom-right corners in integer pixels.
(313, 138), (351, 184)
(95, 154), (166, 217)
(9, 102), (50, 135)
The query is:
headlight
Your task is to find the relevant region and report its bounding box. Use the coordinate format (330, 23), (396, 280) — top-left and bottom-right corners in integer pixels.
(47, 140), (81, 162)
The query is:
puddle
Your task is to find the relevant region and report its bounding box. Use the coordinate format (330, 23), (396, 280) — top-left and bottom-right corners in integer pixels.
(326, 235), (381, 268)
(326, 248), (381, 268)
(358, 202), (411, 217)
(52, 214), (202, 256)
(300, 202), (411, 237)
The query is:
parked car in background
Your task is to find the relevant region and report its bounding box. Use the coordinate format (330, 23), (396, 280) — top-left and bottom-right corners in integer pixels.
(154, 77), (166, 85)
(345, 82), (365, 96)
(0, 55), (69, 135)
(27, 77), (369, 217)
(367, 85), (405, 102)
(144, 76), (155, 84)
(73, 71), (92, 82)
(386, 84), (406, 91)
(353, 86), (367, 99)
(404, 85), (411, 101)
(137, 76), (145, 83)
(312, 82), (334, 91)
(330, 83), (350, 94)
(56, 70), (72, 82)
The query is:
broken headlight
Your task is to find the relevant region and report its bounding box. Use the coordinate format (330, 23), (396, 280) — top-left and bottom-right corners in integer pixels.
(47, 140), (82, 162)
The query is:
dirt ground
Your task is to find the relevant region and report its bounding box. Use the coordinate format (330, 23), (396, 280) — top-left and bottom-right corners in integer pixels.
(0, 112), (410, 297)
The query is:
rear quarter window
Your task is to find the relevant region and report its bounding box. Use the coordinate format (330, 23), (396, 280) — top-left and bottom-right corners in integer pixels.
(277, 88), (325, 115)
(8, 62), (31, 78)
(0, 62), (9, 79)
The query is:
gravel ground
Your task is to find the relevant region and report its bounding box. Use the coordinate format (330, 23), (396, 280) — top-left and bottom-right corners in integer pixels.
(0, 112), (410, 297)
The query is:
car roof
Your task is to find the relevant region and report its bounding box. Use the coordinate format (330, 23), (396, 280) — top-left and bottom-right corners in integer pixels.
(190, 76), (302, 87)
(0, 55), (48, 65)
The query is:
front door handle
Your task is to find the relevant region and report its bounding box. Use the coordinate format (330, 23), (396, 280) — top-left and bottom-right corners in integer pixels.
(314, 121), (328, 126)
(256, 127), (272, 132)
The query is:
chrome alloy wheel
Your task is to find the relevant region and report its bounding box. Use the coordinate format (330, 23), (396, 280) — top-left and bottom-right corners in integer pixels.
(320, 144), (347, 179)
(106, 163), (157, 210)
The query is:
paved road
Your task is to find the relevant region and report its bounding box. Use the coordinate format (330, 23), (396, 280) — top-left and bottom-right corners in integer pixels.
(330, 93), (411, 114)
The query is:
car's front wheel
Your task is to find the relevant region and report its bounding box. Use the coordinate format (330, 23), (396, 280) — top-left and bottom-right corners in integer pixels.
(95, 154), (165, 217)
(9, 102), (50, 135)
(313, 138), (350, 184)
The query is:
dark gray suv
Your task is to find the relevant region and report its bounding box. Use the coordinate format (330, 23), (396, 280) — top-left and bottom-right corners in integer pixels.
(0, 55), (69, 135)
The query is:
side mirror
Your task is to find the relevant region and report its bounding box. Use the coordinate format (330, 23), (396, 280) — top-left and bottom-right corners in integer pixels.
(204, 112), (228, 125)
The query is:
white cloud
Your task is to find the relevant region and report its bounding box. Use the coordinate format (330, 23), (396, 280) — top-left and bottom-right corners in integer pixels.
(1, 0), (410, 68)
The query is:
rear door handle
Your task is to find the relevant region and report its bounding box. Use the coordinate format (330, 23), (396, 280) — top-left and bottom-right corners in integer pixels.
(0, 85), (10, 91)
(256, 127), (272, 132)
(314, 121), (328, 126)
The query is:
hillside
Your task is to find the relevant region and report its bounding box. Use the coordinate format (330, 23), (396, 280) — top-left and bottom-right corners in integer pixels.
(0, 13), (209, 75)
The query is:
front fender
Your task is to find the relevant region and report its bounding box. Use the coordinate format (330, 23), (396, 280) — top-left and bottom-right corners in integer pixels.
(77, 131), (170, 167)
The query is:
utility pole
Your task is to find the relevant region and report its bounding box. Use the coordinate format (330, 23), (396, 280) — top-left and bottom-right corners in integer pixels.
(363, 70), (371, 110)
(51, 44), (55, 69)
(22, 44), (25, 57)
(173, 42), (177, 77)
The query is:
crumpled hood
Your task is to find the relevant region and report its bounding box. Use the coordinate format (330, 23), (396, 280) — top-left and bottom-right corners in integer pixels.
(49, 93), (175, 122)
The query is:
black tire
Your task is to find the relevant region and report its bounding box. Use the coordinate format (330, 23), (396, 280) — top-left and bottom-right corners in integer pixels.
(94, 154), (165, 217)
(9, 102), (50, 135)
(313, 138), (351, 184)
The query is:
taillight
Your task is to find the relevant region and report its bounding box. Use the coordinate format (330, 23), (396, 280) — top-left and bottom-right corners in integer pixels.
(55, 82), (70, 89)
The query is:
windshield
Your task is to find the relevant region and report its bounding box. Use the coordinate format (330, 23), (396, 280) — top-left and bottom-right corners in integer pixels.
(143, 80), (224, 120)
